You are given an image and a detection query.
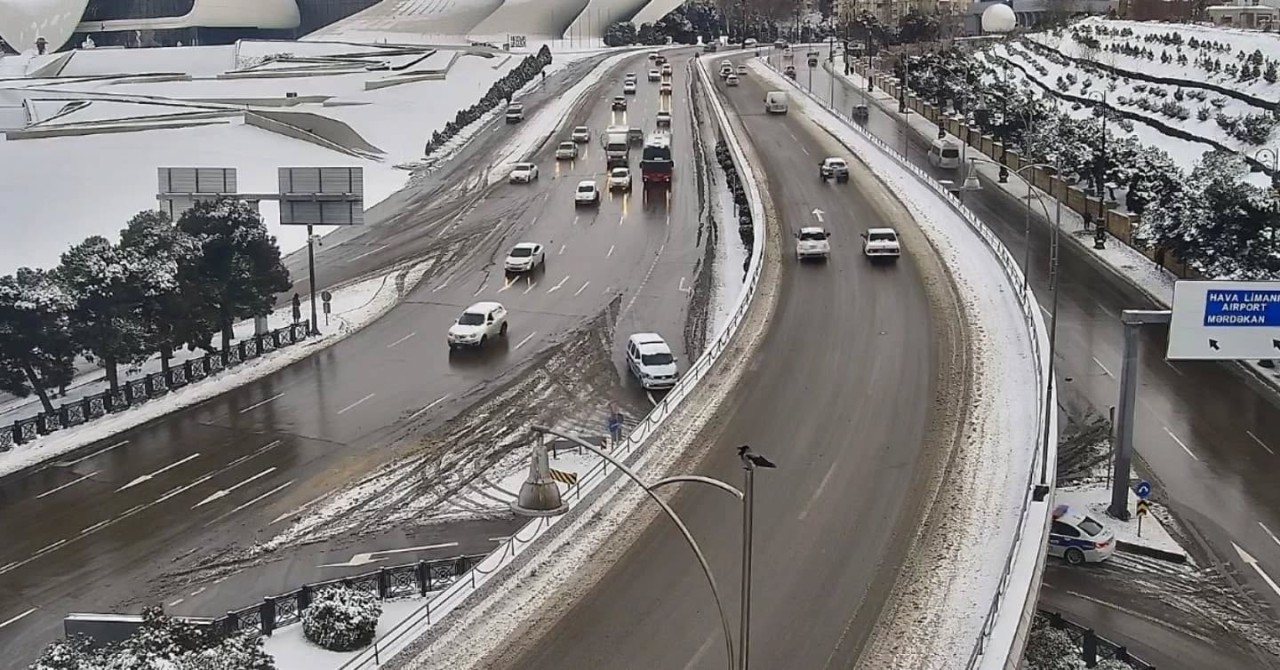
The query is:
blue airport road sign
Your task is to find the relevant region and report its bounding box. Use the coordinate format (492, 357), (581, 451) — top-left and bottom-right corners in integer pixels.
(1203, 290), (1280, 327)
(1169, 281), (1280, 360)
(1135, 480), (1152, 499)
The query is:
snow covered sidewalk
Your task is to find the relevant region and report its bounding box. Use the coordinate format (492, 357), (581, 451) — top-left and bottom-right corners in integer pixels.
(0, 260), (433, 478)
(1056, 484), (1188, 563)
(830, 62), (1280, 396)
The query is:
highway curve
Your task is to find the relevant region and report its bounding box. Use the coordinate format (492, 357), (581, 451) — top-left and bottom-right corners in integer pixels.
(492, 55), (971, 670)
(0, 50), (710, 665)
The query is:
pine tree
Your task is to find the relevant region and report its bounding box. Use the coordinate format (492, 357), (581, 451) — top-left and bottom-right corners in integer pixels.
(175, 199), (291, 355)
(0, 268), (77, 414)
(56, 236), (150, 396)
(1266, 61), (1278, 84)
(119, 210), (196, 379)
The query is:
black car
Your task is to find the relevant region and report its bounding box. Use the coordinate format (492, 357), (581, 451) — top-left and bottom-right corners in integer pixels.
(612, 96), (627, 111)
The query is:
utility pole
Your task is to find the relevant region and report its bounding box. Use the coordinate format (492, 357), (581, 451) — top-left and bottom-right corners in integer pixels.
(1109, 310), (1171, 520)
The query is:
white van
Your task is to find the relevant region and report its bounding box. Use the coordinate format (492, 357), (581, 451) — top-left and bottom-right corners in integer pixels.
(765, 91), (788, 114)
(928, 138), (962, 169)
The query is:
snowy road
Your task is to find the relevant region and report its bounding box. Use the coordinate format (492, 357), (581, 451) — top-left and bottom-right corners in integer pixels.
(491, 55), (950, 670)
(805, 60), (1280, 663)
(0, 49), (711, 665)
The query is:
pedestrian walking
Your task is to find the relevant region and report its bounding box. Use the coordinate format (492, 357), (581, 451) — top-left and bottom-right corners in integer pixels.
(291, 293), (302, 325)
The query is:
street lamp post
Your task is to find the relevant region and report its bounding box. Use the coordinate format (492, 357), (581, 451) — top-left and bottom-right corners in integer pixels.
(1086, 91), (1109, 235)
(737, 446), (776, 670)
(306, 225), (319, 335)
(963, 156), (1056, 294)
(1255, 148), (1279, 189)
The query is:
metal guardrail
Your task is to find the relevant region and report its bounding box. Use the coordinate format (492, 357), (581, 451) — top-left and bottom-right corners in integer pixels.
(761, 57), (1055, 669)
(1035, 610), (1156, 670)
(336, 53), (771, 670)
(1, 323), (312, 453)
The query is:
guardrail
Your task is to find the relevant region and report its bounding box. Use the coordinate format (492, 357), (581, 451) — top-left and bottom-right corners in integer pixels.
(1034, 610), (1155, 670)
(758, 57), (1055, 669)
(1, 323), (312, 453)
(337, 52), (770, 670)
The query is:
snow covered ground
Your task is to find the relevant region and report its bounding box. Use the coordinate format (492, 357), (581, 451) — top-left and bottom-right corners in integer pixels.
(263, 594), (440, 668)
(0, 40), (544, 277)
(0, 259), (433, 478)
(1056, 484), (1187, 560)
(752, 60), (1051, 669)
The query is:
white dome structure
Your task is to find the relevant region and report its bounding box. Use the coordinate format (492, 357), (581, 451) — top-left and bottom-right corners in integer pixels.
(981, 3), (1017, 34)
(0, 0), (92, 52)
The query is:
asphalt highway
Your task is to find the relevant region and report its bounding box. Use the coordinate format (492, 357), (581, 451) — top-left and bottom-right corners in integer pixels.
(507, 56), (949, 669)
(806, 59), (1280, 660)
(0, 50), (707, 665)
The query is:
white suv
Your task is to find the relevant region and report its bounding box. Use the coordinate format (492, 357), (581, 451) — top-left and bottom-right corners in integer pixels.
(863, 227), (901, 261)
(508, 162), (538, 183)
(555, 141), (577, 160)
(608, 167), (632, 192)
(574, 180), (601, 206)
(504, 242), (545, 273)
(571, 126), (591, 143)
(626, 333), (679, 390)
(796, 226), (830, 261)
(448, 302), (508, 349)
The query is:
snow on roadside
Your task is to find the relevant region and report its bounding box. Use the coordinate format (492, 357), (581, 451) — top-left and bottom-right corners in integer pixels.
(752, 60), (1044, 668)
(708, 149), (747, 336)
(264, 595), (440, 668)
(1055, 484), (1187, 560)
(0, 260), (433, 478)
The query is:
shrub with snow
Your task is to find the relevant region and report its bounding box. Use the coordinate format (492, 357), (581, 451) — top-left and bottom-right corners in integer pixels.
(301, 586), (383, 652)
(1022, 619), (1079, 670)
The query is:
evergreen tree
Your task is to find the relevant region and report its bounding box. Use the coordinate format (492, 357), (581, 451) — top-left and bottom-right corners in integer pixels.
(119, 210), (196, 378)
(56, 236), (150, 395)
(0, 268), (77, 414)
(175, 199), (290, 355)
(603, 21), (637, 47)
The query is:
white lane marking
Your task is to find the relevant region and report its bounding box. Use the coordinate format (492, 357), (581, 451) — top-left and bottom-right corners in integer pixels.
(799, 461), (839, 521)
(1247, 430), (1275, 455)
(226, 440), (282, 469)
(682, 631), (718, 670)
(0, 608), (36, 630)
(337, 393), (376, 415)
(1092, 357), (1113, 377)
(386, 332), (417, 349)
(239, 392), (285, 414)
(607, 244), (615, 257)
(1164, 427), (1198, 460)
(156, 472), (217, 506)
(432, 277), (451, 292)
(548, 276), (569, 293)
(193, 467), (277, 509)
(559, 244), (566, 255)
(116, 453), (201, 492)
(473, 281), (488, 297)
(57, 440), (129, 467)
(514, 332), (537, 350)
(489, 536), (510, 543)
(573, 215), (580, 226)
(531, 216), (538, 225)
(574, 281), (590, 296)
(319, 542), (462, 568)
(1165, 360), (1185, 376)
(408, 394), (451, 422)
(349, 244), (389, 262)
(523, 279), (537, 295)
(619, 213), (625, 226)
(498, 275), (518, 293)
(1064, 590), (1214, 643)
(1039, 304), (1051, 318)
(190, 587), (206, 597)
(36, 539), (66, 555)
(1234, 542), (1280, 599)
(168, 598), (185, 608)
(1260, 522), (1280, 549)
(205, 480), (295, 526)
(665, 214), (670, 226)
(620, 244), (665, 321)
(36, 471), (99, 499)
(80, 519), (111, 536)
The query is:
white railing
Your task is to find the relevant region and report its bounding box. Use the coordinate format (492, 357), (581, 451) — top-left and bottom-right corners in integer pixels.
(338, 53), (770, 670)
(760, 58), (1056, 669)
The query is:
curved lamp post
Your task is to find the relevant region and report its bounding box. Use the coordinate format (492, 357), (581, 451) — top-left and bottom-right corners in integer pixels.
(1085, 90), (1110, 237)
(521, 425), (774, 670)
(1255, 148), (1278, 189)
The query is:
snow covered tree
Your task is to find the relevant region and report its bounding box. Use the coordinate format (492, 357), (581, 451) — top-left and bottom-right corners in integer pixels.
(118, 210), (197, 379)
(603, 21), (637, 47)
(55, 236), (150, 396)
(1021, 618), (1079, 670)
(175, 199), (290, 355)
(0, 268), (77, 415)
(302, 586), (382, 652)
(897, 8), (938, 43)
(29, 635), (101, 670)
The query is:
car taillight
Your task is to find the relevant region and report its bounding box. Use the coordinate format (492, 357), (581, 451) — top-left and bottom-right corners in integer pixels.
(1096, 539), (1110, 549)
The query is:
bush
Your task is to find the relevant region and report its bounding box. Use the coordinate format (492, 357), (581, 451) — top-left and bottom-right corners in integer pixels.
(1197, 106), (1211, 121)
(302, 587), (382, 652)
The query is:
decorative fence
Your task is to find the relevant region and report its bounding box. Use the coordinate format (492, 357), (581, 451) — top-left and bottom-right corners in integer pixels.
(762, 55), (1057, 670)
(336, 52), (772, 670)
(216, 554), (484, 640)
(1035, 610), (1156, 670)
(1, 323), (312, 453)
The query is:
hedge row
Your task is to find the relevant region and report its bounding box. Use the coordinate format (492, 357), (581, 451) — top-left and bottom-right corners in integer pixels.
(424, 46), (554, 157)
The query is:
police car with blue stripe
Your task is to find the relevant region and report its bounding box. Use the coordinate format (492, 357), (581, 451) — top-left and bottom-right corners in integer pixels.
(1048, 504), (1115, 565)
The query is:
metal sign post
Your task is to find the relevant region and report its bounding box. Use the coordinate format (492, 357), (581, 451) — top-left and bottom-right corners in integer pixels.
(1109, 310), (1171, 521)
(1135, 480), (1151, 537)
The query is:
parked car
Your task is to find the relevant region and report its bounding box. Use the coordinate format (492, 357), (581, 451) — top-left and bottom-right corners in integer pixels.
(819, 157), (849, 183)
(862, 228), (901, 261)
(571, 126), (591, 143)
(1048, 505), (1115, 565)
(504, 242), (545, 273)
(626, 333), (679, 390)
(795, 226), (831, 261)
(448, 302), (507, 349)
(505, 102), (524, 123)
(508, 162), (538, 183)
(574, 180), (601, 206)
(607, 166), (632, 192)
(612, 96), (628, 111)
(555, 141), (578, 160)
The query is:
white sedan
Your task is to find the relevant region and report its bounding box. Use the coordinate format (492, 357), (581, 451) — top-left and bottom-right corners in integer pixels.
(555, 141), (577, 160)
(863, 227), (901, 261)
(796, 226), (831, 261)
(447, 301), (508, 349)
(574, 180), (601, 206)
(571, 126), (591, 143)
(508, 162), (538, 183)
(504, 242), (545, 273)
(608, 167), (632, 192)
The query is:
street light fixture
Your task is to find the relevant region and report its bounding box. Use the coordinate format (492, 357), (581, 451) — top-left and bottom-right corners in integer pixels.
(1255, 148), (1279, 189)
(1086, 90), (1109, 239)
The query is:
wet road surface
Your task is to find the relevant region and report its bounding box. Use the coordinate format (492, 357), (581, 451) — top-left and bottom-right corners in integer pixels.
(506, 55), (944, 670)
(0, 50), (708, 665)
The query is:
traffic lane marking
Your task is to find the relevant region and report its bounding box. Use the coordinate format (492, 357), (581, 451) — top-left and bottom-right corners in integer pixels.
(0, 607), (36, 630)
(55, 440), (128, 467)
(1247, 430), (1274, 455)
(513, 332), (537, 351)
(1261, 522), (1280, 549)
(1091, 356), (1113, 377)
(116, 453), (201, 492)
(798, 460), (839, 521)
(1062, 590), (1215, 644)
(1163, 427), (1199, 461)
(337, 393), (376, 415)
(408, 394), (450, 422)
(386, 332), (417, 348)
(35, 471), (99, 499)
(239, 392), (285, 414)
(204, 480), (294, 527)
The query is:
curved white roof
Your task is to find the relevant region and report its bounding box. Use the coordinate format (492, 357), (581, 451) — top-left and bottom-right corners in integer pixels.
(0, 0), (91, 53)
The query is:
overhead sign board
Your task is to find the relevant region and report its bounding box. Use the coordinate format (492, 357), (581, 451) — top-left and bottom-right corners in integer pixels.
(157, 167), (238, 219)
(1168, 280), (1280, 360)
(277, 167), (364, 226)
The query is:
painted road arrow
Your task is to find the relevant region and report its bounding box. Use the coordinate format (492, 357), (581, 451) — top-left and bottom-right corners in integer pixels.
(116, 453), (201, 492)
(1234, 542), (1280, 599)
(192, 467), (276, 509)
(1209, 339), (1221, 351)
(811, 208), (825, 222)
(318, 542), (461, 568)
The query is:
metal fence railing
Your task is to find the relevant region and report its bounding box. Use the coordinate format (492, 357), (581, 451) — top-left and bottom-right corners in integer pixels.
(1034, 610), (1156, 670)
(758, 55), (1056, 670)
(336, 53), (772, 670)
(1, 323), (312, 453)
